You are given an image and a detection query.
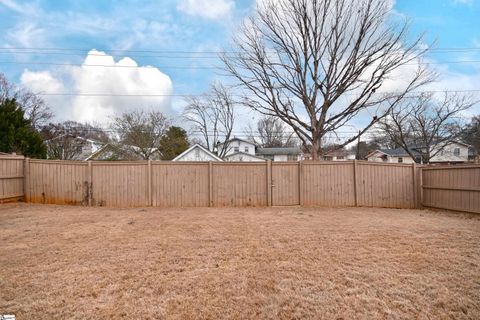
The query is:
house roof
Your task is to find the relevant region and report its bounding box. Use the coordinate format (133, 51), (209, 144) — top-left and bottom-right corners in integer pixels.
(378, 147), (421, 157)
(173, 144), (223, 161)
(256, 147), (302, 155)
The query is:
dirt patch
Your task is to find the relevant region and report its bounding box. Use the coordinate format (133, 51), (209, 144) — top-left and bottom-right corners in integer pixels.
(0, 204), (479, 319)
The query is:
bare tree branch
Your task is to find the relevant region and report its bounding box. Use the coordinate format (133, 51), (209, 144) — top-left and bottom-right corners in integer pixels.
(183, 83), (235, 157)
(247, 115), (296, 147)
(111, 110), (170, 160)
(222, 0), (434, 159)
(377, 92), (478, 163)
(0, 73), (53, 129)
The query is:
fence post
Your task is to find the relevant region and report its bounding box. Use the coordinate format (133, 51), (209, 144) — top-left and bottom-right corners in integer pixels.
(267, 160), (272, 206)
(209, 161), (213, 207)
(353, 160), (358, 207)
(88, 161), (93, 206)
(298, 160), (303, 206)
(412, 162), (417, 208)
(24, 157), (29, 202)
(148, 160), (152, 206)
(419, 166), (424, 208)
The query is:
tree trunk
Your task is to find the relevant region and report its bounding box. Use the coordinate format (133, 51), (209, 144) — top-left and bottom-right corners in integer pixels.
(311, 138), (321, 161)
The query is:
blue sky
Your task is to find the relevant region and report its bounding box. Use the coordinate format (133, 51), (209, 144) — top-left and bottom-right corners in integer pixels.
(0, 0), (479, 125)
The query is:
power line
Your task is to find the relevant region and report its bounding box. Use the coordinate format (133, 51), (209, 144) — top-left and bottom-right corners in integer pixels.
(3, 46), (480, 54)
(0, 61), (219, 69)
(2, 47), (480, 59)
(2, 59), (480, 70)
(34, 89), (480, 98)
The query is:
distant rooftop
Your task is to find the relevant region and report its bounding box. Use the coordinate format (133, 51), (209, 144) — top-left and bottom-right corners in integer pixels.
(378, 147), (421, 157)
(256, 147), (302, 155)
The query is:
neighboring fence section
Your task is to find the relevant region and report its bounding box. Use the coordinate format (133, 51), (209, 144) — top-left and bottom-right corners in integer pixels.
(0, 155), (25, 203)
(20, 159), (420, 209)
(422, 165), (480, 213)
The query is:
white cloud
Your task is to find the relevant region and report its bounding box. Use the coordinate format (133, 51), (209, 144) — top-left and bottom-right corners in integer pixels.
(20, 50), (174, 124)
(177, 0), (234, 20)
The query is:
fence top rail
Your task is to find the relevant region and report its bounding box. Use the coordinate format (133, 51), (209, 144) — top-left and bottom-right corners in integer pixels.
(303, 161), (353, 165)
(356, 161), (415, 168)
(212, 161), (268, 165)
(0, 156), (25, 160)
(302, 160), (415, 167)
(29, 159), (88, 165)
(91, 161), (148, 166)
(422, 164), (480, 170)
(151, 161), (210, 165)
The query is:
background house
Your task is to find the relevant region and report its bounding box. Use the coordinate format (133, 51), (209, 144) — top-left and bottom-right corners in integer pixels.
(224, 152), (266, 162)
(173, 144), (223, 162)
(256, 147), (303, 161)
(219, 137), (302, 161)
(367, 148), (418, 163)
(322, 148), (356, 161)
(367, 141), (470, 164)
(45, 135), (105, 160)
(218, 138), (256, 157)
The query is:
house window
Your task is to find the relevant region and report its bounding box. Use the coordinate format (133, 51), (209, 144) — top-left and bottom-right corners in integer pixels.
(398, 157), (403, 163)
(234, 146), (239, 153)
(454, 148), (460, 156)
(244, 146), (249, 153)
(337, 156), (344, 160)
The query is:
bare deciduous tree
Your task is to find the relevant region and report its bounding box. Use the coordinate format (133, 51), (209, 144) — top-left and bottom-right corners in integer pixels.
(247, 116), (296, 147)
(40, 121), (110, 160)
(222, 0), (433, 159)
(111, 110), (170, 160)
(377, 92), (477, 163)
(0, 73), (53, 129)
(183, 83), (235, 157)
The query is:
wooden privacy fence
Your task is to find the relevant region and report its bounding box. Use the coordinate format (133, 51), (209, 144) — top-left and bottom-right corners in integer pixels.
(0, 155), (24, 203)
(422, 165), (480, 213)
(1, 157), (479, 212)
(20, 159), (420, 209)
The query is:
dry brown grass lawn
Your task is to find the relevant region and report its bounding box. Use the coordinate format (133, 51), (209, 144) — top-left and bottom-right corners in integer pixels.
(0, 203), (479, 319)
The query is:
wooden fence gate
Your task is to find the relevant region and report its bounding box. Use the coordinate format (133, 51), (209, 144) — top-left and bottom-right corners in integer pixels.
(272, 162), (300, 206)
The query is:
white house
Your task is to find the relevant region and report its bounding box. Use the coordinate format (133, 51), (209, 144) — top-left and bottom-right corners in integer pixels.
(217, 138), (256, 157)
(45, 135), (106, 160)
(366, 148), (417, 164)
(218, 137), (303, 161)
(428, 142), (470, 163)
(366, 141), (470, 164)
(173, 144), (223, 162)
(224, 152), (266, 162)
(256, 147), (303, 161)
(322, 148), (357, 161)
